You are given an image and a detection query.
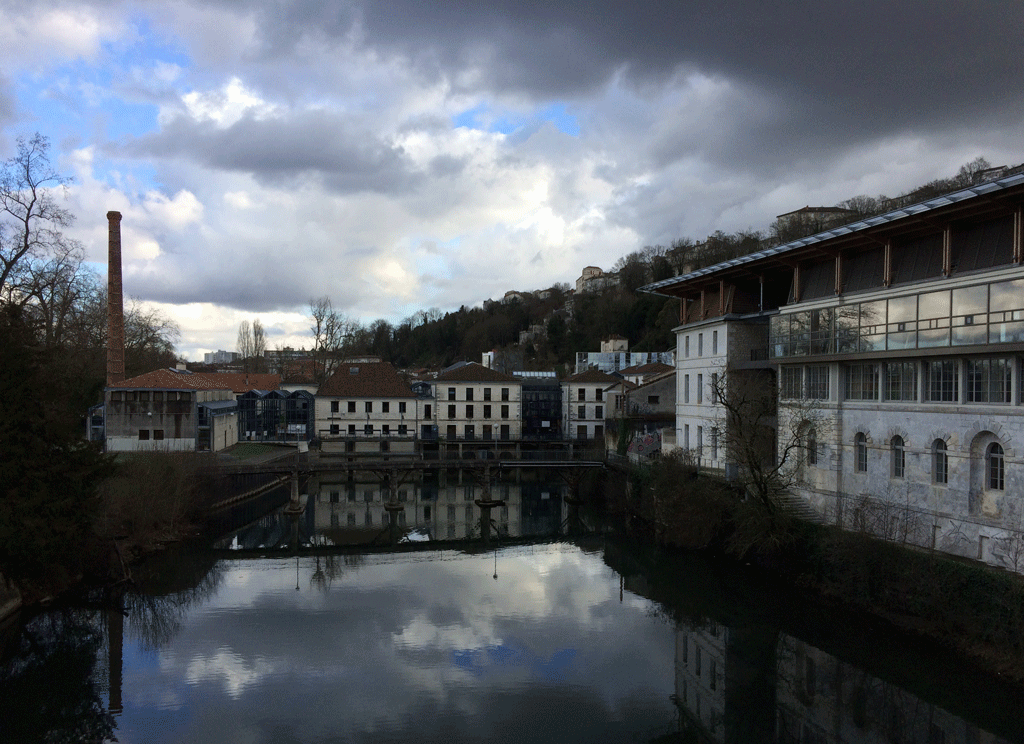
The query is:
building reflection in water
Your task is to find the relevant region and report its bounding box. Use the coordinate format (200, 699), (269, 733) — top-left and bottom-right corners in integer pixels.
(671, 619), (1017, 744)
(216, 468), (594, 550)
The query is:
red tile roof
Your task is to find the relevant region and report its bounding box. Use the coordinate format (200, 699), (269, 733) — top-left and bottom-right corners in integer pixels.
(318, 361), (416, 398)
(435, 362), (518, 383)
(564, 368), (622, 384)
(619, 362), (674, 376)
(109, 369), (280, 393)
(109, 369), (232, 391)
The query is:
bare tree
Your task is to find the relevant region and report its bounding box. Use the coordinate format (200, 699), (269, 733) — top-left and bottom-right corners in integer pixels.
(0, 134), (81, 302)
(251, 318), (266, 372)
(710, 367), (830, 512)
(236, 319), (253, 371)
(309, 296), (356, 384)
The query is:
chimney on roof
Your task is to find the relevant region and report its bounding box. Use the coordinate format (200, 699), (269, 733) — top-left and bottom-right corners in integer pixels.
(106, 211), (125, 386)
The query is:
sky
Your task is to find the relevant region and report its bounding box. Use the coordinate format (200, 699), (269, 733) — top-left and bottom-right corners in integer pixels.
(2, 1), (1023, 361)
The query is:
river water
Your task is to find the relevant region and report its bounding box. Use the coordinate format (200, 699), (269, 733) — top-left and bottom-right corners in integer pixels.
(1, 473), (1022, 743)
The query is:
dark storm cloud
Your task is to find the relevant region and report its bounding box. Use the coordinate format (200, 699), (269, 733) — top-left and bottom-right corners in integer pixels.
(211, 0), (1024, 172)
(120, 110), (423, 194)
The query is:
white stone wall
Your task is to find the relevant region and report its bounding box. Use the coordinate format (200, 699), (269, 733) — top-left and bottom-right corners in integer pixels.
(788, 373), (1024, 570)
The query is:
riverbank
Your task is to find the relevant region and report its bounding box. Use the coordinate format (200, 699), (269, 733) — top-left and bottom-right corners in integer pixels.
(616, 454), (1024, 683)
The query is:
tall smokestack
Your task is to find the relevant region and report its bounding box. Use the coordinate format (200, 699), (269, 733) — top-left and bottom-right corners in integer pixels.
(106, 211), (125, 386)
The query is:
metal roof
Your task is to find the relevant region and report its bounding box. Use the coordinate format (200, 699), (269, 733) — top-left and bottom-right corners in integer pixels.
(640, 172), (1024, 295)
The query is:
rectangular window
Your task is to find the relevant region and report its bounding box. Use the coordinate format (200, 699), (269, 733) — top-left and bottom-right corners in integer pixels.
(596, 388), (603, 401)
(448, 387), (456, 401)
(925, 360), (959, 402)
(382, 402), (390, 413)
(501, 405), (509, 418)
(781, 367), (803, 400)
(398, 425), (408, 436)
(466, 405), (474, 419)
(448, 404), (456, 419)
(578, 388), (586, 401)
(364, 424), (373, 435)
(465, 425), (475, 440)
(685, 336), (690, 357)
(697, 374), (703, 404)
(648, 395), (660, 405)
(347, 401), (356, 413)
(684, 374), (690, 404)
(424, 404), (432, 418)
(365, 401), (373, 413)
(806, 365), (829, 400)
(500, 424), (510, 440)
(578, 405), (586, 419)
(138, 430), (150, 440)
(595, 406), (603, 418)
(484, 388), (491, 401)
(885, 361), (917, 401)
(501, 388), (509, 401)
(466, 388), (474, 401)
(153, 429), (164, 441)
(698, 333), (703, 356)
(348, 424), (356, 435)
(330, 424), (340, 435)
(845, 364), (879, 400)
(382, 425), (390, 436)
(966, 358), (1011, 403)
(484, 405), (491, 419)
(712, 330), (718, 355)
(684, 424), (690, 449)
(399, 402), (406, 413)
(331, 401), (340, 413)
(446, 424), (457, 439)
(710, 372), (718, 403)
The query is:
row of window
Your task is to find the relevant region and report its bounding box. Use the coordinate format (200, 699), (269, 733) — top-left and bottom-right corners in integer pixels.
(682, 372), (719, 404)
(683, 330), (720, 358)
(112, 391), (192, 402)
(770, 277), (1024, 358)
(330, 400), (409, 414)
(446, 404), (511, 419)
(783, 357), (1024, 404)
(328, 424), (411, 436)
(809, 430), (1006, 490)
(446, 387), (511, 401)
(573, 405), (604, 420)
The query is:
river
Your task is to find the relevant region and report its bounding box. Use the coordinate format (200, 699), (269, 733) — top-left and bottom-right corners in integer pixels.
(1, 471), (1022, 743)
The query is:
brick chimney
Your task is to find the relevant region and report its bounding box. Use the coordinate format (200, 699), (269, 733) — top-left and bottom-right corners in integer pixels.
(106, 211), (125, 386)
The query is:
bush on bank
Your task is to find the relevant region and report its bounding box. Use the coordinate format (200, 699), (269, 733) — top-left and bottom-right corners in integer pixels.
(634, 451), (1024, 675)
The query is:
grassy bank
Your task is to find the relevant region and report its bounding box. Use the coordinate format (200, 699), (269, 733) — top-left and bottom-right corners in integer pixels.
(625, 452), (1024, 681)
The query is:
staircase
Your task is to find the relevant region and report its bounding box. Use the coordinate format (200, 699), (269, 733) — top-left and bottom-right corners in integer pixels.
(773, 492), (826, 524)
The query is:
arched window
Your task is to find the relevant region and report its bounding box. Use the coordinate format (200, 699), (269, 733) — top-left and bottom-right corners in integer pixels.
(987, 442), (1005, 490)
(806, 427), (818, 466)
(855, 433), (868, 473)
(891, 436), (905, 478)
(932, 439), (948, 484)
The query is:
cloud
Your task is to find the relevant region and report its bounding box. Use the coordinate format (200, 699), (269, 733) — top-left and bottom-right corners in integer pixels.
(7, 0), (1024, 359)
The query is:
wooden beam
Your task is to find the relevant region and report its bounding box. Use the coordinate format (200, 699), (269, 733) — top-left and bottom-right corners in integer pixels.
(942, 224), (953, 276)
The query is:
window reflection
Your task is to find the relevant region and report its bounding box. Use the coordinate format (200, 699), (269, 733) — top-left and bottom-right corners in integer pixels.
(769, 279), (1024, 358)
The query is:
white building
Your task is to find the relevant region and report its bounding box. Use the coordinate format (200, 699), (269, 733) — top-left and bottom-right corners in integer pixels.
(432, 362), (523, 442)
(562, 368), (619, 440)
(315, 360), (421, 454)
(642, 168), (1024, 570)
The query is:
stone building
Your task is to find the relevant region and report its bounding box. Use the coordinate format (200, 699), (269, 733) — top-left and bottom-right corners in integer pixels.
(642, 169), (1024, 569)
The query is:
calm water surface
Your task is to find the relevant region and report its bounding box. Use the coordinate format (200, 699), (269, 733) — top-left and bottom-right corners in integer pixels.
(3, 474), (1024, 743)
(116, 543), (676, 744)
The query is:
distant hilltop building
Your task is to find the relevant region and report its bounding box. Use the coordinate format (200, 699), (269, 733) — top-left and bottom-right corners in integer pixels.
(576, 336), (674, 374)
(204, 350), (240, 365)
(575, 266), (616, 294)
